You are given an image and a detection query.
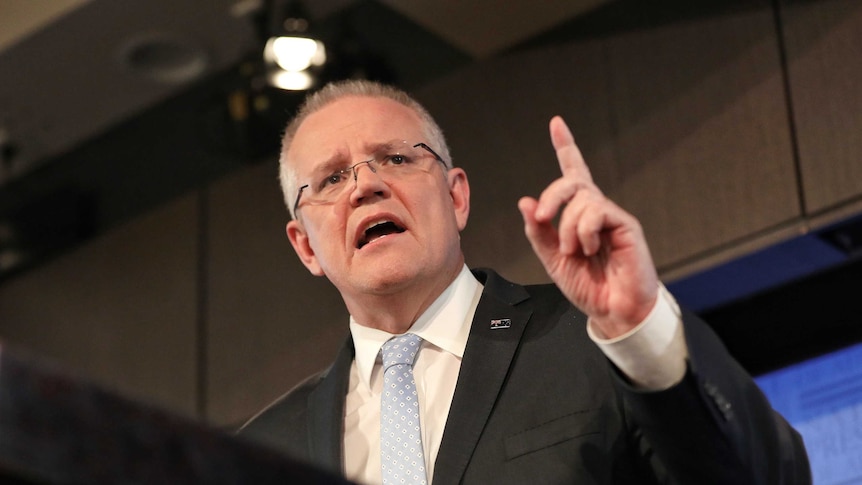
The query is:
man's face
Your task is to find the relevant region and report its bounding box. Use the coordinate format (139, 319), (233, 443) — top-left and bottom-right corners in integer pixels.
(284, 96), (470, 300)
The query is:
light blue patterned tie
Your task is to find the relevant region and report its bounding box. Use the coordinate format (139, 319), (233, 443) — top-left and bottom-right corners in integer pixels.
(380, 333), (427, 485)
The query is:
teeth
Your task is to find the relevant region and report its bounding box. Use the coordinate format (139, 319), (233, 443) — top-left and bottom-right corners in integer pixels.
(357, 218), (404, 249)
(364, 219), (392, 232)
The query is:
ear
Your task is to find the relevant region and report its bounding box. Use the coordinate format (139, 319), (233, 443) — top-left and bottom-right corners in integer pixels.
(286, 220), (325, 276)
(447, 168), (470, 231)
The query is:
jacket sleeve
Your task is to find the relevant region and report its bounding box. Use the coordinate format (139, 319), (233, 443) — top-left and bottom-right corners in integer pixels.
(617, 308), (811, 484)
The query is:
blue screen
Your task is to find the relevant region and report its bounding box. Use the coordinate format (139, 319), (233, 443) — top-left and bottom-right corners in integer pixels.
(756, 342), (862, 484)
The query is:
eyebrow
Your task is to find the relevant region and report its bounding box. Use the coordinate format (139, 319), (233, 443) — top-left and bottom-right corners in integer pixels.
(309, 152), (351, 179)
(308, 140), (405, 177)
(363, 139), (401, 153)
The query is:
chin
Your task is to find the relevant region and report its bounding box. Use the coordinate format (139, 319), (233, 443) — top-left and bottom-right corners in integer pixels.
(356, 260), (427, 294)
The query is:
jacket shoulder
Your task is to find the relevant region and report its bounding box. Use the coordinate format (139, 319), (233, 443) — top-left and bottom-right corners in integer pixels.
(235, 369), (328, 459)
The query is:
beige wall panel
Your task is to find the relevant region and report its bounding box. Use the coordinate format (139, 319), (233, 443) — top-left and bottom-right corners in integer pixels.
(417, 40), (615, 285)
(205, 160), (347, 426)
(419, 8), (799, 277)
(782, 0), (862, 214)
(0, 194), (199, 416)
(605, 10), (800, 270)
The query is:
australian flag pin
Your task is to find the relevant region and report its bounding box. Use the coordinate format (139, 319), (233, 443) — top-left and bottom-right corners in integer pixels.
(490, 318), (511, 330)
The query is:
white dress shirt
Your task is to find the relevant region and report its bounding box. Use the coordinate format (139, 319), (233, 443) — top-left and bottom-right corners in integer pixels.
(343, 266), (687, 484)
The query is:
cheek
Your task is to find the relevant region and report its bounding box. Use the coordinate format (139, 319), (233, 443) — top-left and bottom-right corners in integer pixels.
(332, 209), (352, 246)
(412, 192), (459, 236)
(307, 213), (348, 255)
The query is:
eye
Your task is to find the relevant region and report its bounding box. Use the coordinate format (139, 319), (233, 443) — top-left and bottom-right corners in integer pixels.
(319, 171), (348, 189)
(384, 154), (412, 166)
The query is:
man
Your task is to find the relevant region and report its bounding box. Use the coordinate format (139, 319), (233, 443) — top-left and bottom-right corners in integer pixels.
(240, 80), (810, 484)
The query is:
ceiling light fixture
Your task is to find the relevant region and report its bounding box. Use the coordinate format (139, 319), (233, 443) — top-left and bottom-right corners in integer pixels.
(119, 33), (208, 85)
(261, 1), (326, 91)
(263, 36), (325, 90)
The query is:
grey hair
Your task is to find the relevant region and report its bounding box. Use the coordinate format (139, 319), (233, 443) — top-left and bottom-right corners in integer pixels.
(278, 79), (452, 219)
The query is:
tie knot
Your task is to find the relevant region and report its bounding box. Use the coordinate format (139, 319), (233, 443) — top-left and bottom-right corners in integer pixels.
(381, 333), (422, 369)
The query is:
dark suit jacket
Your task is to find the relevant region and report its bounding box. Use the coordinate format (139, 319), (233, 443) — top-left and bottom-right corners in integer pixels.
(240, 269), (810, 484)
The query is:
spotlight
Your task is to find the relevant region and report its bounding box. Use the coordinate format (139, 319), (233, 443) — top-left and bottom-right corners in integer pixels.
(264, 36), (325, 72)
(263, 36), (325, 90)
(261, 2), (325, 91)
(268, 69), (315, 91)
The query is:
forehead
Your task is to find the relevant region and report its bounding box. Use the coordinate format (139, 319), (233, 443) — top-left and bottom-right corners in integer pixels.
(287, 96), (426, 170)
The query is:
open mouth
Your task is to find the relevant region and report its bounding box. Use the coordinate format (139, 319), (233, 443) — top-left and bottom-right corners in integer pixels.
(357, 221), (406, 249)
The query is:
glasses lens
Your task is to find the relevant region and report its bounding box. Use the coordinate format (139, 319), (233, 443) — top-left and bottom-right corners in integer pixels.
(301, 141), (440, 207)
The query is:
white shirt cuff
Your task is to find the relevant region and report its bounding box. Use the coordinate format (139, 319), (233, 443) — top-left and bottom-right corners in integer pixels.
(586, 284), (688, 390)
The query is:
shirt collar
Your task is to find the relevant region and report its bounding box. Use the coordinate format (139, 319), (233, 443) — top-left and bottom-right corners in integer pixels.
(349, 265), (483, 392)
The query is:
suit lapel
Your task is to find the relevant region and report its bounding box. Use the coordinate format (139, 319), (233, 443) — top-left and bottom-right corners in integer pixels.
(432, 269), (532, 485)
(307, 336), (354, 475)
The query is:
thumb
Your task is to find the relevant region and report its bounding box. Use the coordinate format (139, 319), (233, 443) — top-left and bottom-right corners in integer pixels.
(518, 196), (560, 266)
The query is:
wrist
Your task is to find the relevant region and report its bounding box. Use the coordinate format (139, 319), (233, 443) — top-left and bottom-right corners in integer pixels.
(590, 291), (659, 340)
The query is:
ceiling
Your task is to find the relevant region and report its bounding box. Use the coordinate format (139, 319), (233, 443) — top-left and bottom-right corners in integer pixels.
(0, 0), (607, 184)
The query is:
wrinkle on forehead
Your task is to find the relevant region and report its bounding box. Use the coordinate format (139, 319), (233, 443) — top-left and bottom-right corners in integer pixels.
(305, 139), (413, 177)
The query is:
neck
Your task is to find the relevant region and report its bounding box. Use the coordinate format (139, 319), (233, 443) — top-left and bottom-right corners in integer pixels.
(343, 261), (464, 334)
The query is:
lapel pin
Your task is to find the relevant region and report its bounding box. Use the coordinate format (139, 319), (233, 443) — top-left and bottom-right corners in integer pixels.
(490, 318), (511, 329)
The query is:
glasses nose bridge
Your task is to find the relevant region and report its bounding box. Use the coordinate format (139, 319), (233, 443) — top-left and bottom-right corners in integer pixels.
(349, 157), (378, 182)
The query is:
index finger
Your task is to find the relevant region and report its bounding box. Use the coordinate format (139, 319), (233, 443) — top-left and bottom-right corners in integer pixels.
(550, 116), (593, 184)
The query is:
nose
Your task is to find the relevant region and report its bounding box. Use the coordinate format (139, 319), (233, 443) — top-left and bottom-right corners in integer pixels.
(349, 160), (390, 206)
(350, 159), (376, 181)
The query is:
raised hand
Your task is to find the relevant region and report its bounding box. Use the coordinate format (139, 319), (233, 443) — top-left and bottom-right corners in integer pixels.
(517, 116), (659, 339)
